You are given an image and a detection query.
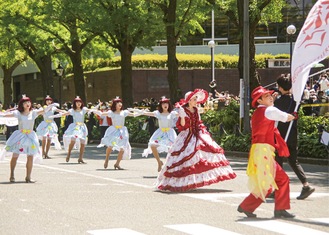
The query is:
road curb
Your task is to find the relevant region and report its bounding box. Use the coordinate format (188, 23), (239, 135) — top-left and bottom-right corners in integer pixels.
(131, 143), (328, 166)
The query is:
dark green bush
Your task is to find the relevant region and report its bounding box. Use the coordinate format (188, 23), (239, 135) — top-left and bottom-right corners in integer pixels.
(121, 99), (328, 159)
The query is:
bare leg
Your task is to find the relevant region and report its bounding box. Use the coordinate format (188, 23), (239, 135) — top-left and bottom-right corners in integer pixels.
(25, 155), (35, 183)
(104, 147), (112, 169)
(45, 138), (51, 158)
(78, 143), (86, 164)
(66, 140), (75, 162)
(114, 149), (124, 170)
(41, 138), (46, 158)
(10, 154), (18, 182)
(151, 145), (163, 172)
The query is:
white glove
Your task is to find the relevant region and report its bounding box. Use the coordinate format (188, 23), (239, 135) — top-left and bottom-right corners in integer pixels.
(178, 106), (186, 118)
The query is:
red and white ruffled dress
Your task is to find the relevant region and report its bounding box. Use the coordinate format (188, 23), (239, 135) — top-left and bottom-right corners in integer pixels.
(155, 107), (236, 192)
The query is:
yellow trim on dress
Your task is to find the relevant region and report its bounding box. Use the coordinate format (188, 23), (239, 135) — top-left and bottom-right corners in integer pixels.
(246, 143), (278, 201)
(21, 129), (32, 134)
(161, 127), (170, 132)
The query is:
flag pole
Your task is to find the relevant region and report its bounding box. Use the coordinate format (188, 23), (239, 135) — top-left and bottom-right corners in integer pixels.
(284, 103), (299, 142)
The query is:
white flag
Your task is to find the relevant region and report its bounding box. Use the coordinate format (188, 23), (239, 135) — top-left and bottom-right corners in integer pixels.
(291, 0), (329, 103)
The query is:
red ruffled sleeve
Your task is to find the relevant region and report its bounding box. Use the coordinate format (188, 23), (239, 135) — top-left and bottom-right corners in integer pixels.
(176, 116), (191, 132)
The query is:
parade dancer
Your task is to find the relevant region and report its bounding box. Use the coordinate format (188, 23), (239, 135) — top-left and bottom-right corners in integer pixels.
(155, 89), (236, 192)
(139, 96), (178, 172)
(238, 86), (296, 218)
(36, 96), (64, 159)
(0, 95), (43, 183)
(94, 97), (135, 170)
(55, 96), (92, 164)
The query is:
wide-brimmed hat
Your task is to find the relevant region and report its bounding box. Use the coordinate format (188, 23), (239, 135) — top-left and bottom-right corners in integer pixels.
(251, 86), (274, 108)
(176, 89), (209, 107)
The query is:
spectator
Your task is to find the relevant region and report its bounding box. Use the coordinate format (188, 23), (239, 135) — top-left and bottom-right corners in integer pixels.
(319, 73), (329, 92)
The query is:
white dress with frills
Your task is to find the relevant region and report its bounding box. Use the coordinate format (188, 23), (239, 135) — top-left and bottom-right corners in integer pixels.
(36, 106), (61, 149)
(63, 107), (88, 151)
(97, 110), (131, 159)
(142, 110), (177, 157)
(0, 110), (42, 163)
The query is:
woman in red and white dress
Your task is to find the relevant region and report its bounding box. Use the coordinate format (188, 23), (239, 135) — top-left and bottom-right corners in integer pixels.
(155, 89), (236, 192)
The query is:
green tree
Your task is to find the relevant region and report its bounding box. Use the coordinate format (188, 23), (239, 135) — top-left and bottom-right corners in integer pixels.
(152, 0), (212, 102)
(9, 0), (97, 103)
(85, 0), (163, 106)
(215, 0), (287, 91)
(0, 0), (57, 100)
(0, 26), (26, 107)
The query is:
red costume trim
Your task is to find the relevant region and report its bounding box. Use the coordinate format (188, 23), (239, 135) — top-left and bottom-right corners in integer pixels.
(157, 173), (237, 192)
(164, 158), (233, 178)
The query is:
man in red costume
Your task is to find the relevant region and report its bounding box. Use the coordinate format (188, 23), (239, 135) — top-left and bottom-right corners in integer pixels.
(238, 86), (296, 218)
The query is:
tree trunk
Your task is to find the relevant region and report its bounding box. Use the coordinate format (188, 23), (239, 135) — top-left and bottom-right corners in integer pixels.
(119, 40), (134, 107)
(237, 1), (261, 97)
(33, 55), (55, 98)
(166, 0), (181, 103)
(2, 62), (20, 107)
(70, 39), (87, 104)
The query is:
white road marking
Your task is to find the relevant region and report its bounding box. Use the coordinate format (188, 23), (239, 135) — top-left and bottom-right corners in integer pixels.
(239, 220), (329, 235)
(310, 218), (329, 225)
(87, 228), (145, 235)
(32, 163), (153, 189)
(164, 223), (242, 235)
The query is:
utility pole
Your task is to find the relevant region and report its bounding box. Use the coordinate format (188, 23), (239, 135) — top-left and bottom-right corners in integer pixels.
(243, 0), (250, 133)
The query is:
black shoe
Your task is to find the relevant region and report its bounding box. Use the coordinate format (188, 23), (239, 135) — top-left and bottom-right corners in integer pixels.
(297, 186), (315, 200)
(274, 210), (295, 218)
(237, 206), (257, 218)
(268, 191), (275, 199)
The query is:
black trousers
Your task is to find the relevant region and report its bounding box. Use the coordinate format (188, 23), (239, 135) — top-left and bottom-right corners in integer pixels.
(275, 144), (307, 184)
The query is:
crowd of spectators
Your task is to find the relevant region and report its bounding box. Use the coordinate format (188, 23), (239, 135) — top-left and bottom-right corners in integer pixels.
(302, 72), (329, 116)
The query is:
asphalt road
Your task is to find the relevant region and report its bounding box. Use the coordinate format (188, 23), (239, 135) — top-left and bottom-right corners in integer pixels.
(0, 136), (328, 235)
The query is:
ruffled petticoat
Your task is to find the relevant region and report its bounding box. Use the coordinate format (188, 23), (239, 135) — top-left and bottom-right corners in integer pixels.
(63, 122), (88, 151)
(142, 128), (177, 157)
(0, 129), (42, 164)
(36, 120), (61, 150)
(246, 143), (278, 201)
(155, 129), (236, 192)
(97, 126), (131, 159)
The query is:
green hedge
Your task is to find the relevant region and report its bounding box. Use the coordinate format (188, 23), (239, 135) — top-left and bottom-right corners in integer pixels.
(63, 53), (288, 74)
(127, 102), (328, 159)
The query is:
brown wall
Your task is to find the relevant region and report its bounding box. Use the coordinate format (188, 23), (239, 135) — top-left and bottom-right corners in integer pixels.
(13, 66), (326, 105)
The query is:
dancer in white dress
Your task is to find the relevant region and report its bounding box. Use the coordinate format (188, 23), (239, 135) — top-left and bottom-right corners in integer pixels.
(36, 96), (64, 159)
(140, 97), (178, 172)
(94, 97), (135, 170)
(0, 95), (44, 183)
(60, 96), (92, 164)
(155, 89), (236, 192)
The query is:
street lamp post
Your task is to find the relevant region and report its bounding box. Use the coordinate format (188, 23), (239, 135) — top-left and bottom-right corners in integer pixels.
(208, 40), (215, 87)
(56, 63), (64, 108)
(287, 24), (296, 75)
(208, 9), (216, 90)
